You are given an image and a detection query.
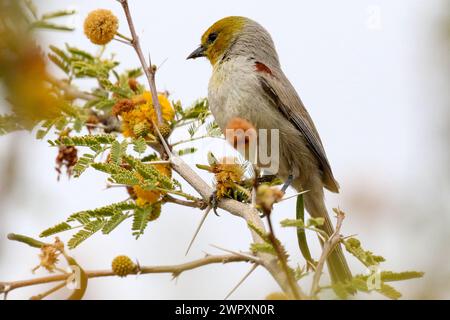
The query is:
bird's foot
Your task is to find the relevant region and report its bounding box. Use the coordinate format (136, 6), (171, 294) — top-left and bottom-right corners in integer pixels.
(209, 191), (219, 216)
(280, 174), (294, 193)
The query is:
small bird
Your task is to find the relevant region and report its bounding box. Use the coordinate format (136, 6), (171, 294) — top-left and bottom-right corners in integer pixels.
(187, 16), (352, 286)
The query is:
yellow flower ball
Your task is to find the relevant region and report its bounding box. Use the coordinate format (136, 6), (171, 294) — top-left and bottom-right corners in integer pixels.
(84, 9), (118, 45)
(111, 255), (136, 277)
(140, 91), (175, 123)
(121, 91), (175, 139)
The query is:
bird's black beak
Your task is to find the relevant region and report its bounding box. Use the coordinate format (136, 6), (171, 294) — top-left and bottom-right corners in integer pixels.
(187, 45), (206, 60)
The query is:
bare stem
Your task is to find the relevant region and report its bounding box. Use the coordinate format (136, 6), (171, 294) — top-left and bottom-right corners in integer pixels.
(118, 0), (163, 124)
(163, 194), (207, 209)
(310, 209), (345, 297)
(0, 254), (252, 296)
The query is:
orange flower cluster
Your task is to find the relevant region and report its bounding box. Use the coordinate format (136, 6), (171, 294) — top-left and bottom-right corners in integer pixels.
(32, 238), (64, 273)
(113, 91), (174, 139)
(211, 157), (244, 199)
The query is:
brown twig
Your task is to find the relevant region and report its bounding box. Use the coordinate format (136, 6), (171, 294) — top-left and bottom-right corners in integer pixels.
(0, 254), (253, 297)
(30, 281), (66, 300)
(117, 0), (163, 124)
(310, 209), (345, 297)
(163, 194), (207, 209)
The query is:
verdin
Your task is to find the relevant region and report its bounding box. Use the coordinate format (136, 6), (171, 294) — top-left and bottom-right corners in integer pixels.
(188, 16), (352, 285)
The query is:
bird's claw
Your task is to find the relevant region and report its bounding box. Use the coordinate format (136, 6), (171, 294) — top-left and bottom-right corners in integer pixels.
(281, 174), (294, 193)
(209, 191), (219, 216)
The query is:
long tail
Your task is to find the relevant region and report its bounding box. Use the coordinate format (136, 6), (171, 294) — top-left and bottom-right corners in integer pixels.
(297, 182), (353, 286)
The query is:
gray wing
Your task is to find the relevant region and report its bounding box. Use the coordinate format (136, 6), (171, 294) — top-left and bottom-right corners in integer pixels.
(257, 67), (340, 193)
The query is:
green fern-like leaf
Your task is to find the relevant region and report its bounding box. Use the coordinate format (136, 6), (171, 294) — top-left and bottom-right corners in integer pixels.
(306, 217), (325, 227)
(49, 45), (70, 63)
(176, 147), (197, 156)
(355, 271), (424, 283)
(91, 162), (129, 175)
(344, 238), (385, 267)
(48, 53), (70, 73)
(102, 211), (129, 235)
(59, 134), (116, 149)
(110, 140), (128, 165)
(331, 282), (350, 300)
(182, 98), (210, 121)
(280, 218), (305, 228)
(0, 114), (24, 135)
(123, 156), (173, 189)
(110, 172), (140, 185)
(187, 123), (197, 137)
(350, 277), (370, 292)
(67, 201), (137, 224)
(127, 68), (143, 79)
(379, 271), (424, 282)
(68, 219), (105, 249)
(205, 121), (222, 137)
(40, 222), (72, 237)
(377, 283), (402, 300)
(65, 45), (95, 61)
(36, 119), (60, 140)
(132, 207), (151, 239)
(30, 21), (74, 31)
(132, 137), (147, 154)
(42, 10), (77, 20)
(73, 153), (95, 177)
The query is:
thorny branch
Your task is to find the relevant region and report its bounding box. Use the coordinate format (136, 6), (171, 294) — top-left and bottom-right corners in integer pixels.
(117, 0), (163, 125)
(0, 254), (255, 297)
(310, 209), (345, 297)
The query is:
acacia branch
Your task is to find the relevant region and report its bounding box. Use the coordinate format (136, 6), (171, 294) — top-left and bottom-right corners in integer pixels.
(117, 0), (163, 124)
(310, 209), (345, 297)
(170, 154), (307, 299)
(163, 194), (207, 209)
(0, 254), (253, 296)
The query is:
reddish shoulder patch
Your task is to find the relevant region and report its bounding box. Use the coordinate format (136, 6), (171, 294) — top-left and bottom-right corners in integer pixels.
(255, 62), (273, 75)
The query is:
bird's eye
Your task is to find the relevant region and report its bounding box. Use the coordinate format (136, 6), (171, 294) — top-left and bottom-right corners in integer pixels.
(208, 32), (218, 43)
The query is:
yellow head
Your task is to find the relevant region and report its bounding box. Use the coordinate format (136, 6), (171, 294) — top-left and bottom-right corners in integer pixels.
(187, 16), (248, 65)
